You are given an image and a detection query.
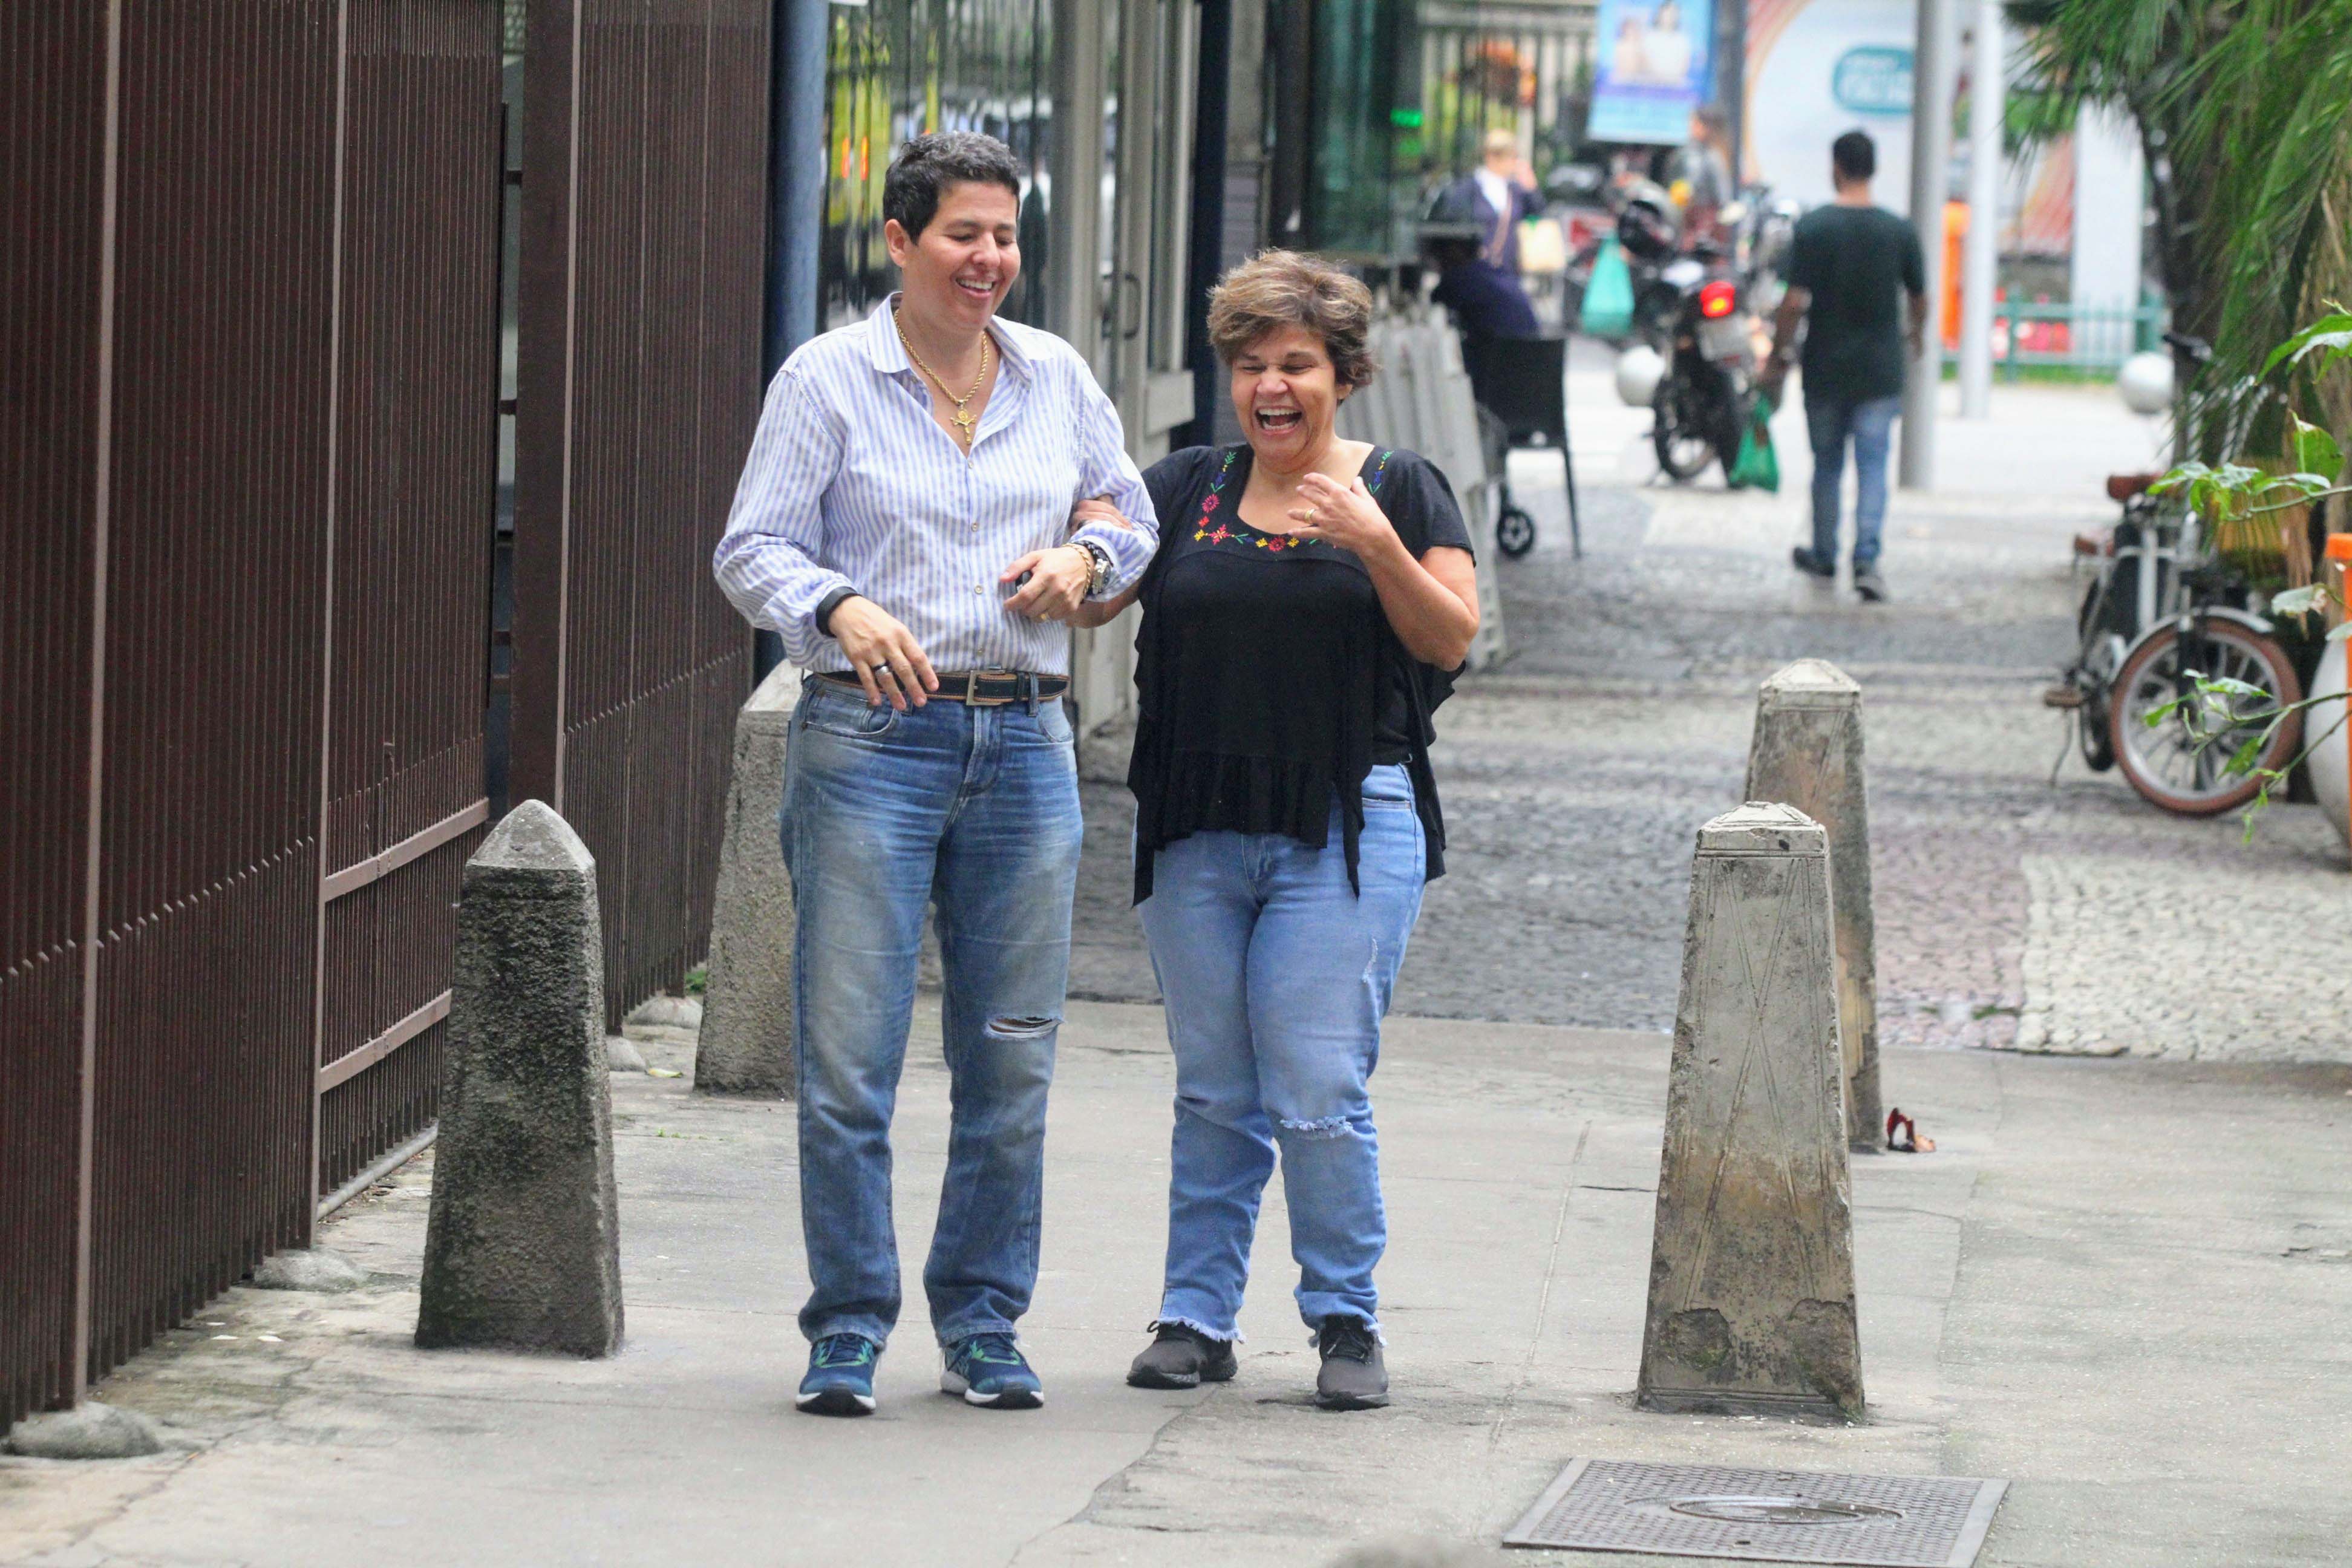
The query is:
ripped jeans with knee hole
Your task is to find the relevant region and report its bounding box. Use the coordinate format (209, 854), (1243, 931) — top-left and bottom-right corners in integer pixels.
(1136, 763), (1425, 1341)
(781, 679), (1083, 1349)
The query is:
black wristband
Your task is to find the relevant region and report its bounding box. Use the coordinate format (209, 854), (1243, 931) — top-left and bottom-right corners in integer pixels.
(814, 586), (861, 638)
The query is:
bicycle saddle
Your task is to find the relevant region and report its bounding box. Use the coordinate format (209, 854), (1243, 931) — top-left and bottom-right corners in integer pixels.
(2105, 472), (2162, 501)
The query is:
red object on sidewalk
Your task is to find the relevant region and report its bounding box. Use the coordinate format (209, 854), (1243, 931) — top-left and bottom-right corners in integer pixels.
(1887, 1106), (1936, 1153)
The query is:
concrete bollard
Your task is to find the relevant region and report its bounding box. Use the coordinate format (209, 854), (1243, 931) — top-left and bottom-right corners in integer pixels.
(1637, 802), (1863, 1420)
(1744, 658), (1881, 1151)
(417, 800), (623, 1356)
(694, 662), (799, 1097)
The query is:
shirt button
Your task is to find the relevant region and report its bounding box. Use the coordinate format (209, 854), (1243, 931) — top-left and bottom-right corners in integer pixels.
(974, 584), (985, 595)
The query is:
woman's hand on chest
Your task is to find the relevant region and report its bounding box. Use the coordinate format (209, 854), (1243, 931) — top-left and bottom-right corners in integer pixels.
(1285, 471), (1405, 564)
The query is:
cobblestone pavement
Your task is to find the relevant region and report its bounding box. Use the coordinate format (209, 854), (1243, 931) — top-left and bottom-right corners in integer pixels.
(1072, 374), (2352, 1063)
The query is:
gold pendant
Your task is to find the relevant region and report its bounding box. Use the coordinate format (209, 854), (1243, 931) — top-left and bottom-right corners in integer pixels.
(953, 409), (976, 439)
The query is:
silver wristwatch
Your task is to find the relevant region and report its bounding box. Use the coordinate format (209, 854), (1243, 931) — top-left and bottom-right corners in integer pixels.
(1073, 540), (1112, 598)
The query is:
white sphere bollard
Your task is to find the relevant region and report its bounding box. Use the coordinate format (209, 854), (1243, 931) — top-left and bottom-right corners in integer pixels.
(1616, 343), (1665, 407)
(2117, 350), (2173, 416)
(2307, 637), (2348, 852)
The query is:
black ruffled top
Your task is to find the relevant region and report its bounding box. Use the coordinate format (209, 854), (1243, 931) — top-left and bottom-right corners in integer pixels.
(1128, 443), (1474, 903)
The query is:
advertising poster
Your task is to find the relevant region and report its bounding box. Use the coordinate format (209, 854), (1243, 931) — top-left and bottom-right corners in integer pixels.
(1742, 0), (1917, 206)
(1742, 0), (2079, 246)
(1588, 0), (1715, 145)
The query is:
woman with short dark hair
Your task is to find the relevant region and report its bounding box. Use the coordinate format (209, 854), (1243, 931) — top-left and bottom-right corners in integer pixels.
(714, 131), (1157, 1420)
(1072, 250), (1480, 1409)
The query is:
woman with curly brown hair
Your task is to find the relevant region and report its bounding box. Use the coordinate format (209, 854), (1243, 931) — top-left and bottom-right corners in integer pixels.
(1072, 250), (1480, 1408)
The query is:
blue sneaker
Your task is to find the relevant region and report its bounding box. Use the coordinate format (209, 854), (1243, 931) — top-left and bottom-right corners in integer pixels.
(797, 1333), (879, 1416)
(941, 1332), (1044, 1410)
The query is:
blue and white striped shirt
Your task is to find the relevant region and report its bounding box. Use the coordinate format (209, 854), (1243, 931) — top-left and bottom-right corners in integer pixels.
(713, 296), (1158, 675)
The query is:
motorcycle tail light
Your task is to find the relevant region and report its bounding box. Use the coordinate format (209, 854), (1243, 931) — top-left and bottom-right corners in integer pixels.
(1699, 281), (1737, 319)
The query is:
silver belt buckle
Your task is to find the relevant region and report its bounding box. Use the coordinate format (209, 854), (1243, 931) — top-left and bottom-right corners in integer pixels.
(964, 669), (1018, 707)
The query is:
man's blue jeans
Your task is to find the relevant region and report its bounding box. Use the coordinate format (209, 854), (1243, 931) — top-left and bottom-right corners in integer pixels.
(1135, 764), (1426, 1340)
(780, 678), (1083, 1350)
(1806, 393), (1901, 570)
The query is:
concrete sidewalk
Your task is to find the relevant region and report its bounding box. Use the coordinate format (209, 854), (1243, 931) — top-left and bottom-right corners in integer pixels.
(5, 1001), (2348, 1567)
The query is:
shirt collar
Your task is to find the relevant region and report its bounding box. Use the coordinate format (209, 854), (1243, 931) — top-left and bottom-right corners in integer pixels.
(864, 292), (1033, 383)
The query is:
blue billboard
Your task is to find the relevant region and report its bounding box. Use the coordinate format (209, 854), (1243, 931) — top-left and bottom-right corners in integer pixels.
(1587, 0), (1715, 146)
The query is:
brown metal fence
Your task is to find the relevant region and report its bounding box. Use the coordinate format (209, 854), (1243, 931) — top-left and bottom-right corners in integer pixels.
(314, 0), (504, 1198)
(1, 0), (763, 1428)
(1, 0), (108, 1432)
(510, 0), (768, 1024)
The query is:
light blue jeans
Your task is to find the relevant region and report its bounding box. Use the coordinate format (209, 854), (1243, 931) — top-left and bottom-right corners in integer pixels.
(780, 678), (1083, 1349)
(1136, 763), (1425, 1339)
(1806, 393), (1901, 570)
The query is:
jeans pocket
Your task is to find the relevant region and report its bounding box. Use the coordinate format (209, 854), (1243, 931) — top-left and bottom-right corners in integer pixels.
(1032, 696), (1075, 746)
(801, 684), (899, 740)
(1359, 763), (1414, 810)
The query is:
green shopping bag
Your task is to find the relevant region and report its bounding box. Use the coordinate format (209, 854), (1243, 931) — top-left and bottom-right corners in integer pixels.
(1728, 394), (1780, 492)
(1578, 236), (1634, 339)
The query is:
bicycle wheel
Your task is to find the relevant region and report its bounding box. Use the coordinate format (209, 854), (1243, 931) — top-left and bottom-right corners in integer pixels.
(2108, 619), (2303, 815)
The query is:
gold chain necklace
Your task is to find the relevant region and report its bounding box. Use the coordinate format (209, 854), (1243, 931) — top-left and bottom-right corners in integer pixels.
(893, 309), (991, 448)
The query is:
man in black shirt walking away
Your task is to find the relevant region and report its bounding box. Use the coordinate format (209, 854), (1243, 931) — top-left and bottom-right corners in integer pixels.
(1761, 129), (1927, 603)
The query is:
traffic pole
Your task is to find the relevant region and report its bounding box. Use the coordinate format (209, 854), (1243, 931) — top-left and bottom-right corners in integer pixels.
(1958, 0), (2004, 419)
(1900, 0), (1955, 487)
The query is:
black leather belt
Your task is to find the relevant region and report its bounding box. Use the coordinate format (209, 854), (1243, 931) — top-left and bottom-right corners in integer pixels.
(820, 669), (1068, 707)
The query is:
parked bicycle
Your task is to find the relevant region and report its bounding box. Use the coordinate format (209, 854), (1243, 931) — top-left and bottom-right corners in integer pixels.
(2048, 333), (2305, 814)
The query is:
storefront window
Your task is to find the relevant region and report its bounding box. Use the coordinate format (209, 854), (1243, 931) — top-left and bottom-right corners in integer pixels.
(820, 0), (1057, 330)
(1304, 0), (1417, 262)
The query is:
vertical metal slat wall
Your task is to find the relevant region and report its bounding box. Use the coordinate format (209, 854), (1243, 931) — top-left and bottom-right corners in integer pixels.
(2, 0), (507, 1425)
(87, 0), (339, 1391)
(2, 0), (768, 1429)
(1, 0), (109, 1428)
(511, 0), (768, 1025)
(315, 0), (500, 1200)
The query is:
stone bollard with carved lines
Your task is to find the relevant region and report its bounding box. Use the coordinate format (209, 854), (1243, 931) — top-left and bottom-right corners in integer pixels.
(695, 662), (800, 1097)
(1636, 802), (1863, 1420)
(416, 800), (623, 1356)
(1744, 658), (1881, 1151)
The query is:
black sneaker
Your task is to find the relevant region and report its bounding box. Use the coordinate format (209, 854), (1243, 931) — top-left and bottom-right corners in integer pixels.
(1126, 1322), (1238, 1390)
(1314, 1316), (1389, 1410)
(1791, 546), (1835, 580)
(1854, 567), (1889, 603)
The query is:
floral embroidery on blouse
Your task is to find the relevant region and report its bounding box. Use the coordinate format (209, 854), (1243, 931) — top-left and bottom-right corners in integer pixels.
(1191, 448), (1392, 554)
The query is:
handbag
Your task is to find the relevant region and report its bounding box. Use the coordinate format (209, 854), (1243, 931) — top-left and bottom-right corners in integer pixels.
(1578, 237), (1635, 339)
(1517, 216), (1568, 275)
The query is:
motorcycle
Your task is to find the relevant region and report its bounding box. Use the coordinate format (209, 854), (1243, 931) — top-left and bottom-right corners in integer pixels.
(1646, 249), (1756, 485)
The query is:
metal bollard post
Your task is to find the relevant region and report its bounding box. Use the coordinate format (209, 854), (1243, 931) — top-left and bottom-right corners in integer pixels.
(1637, 803), (1863, 1420)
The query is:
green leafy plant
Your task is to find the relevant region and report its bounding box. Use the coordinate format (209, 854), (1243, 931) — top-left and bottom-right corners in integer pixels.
(2007, 1), (2352, 437)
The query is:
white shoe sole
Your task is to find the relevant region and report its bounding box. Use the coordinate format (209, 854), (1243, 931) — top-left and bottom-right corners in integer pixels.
(940, 1370), (1044, 1409)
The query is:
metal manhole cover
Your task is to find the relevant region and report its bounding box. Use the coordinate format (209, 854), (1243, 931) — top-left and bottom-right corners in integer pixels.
(1503, 1459), (2007, 1566)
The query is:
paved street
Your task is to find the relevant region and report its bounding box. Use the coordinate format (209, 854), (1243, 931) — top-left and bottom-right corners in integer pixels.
(8, 1007), (2348, 1567)
(1078, 359), (2352, 1063)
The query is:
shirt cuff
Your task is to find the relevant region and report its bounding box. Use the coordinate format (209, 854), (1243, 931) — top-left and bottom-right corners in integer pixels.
(1070, 522), (1148, 599)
